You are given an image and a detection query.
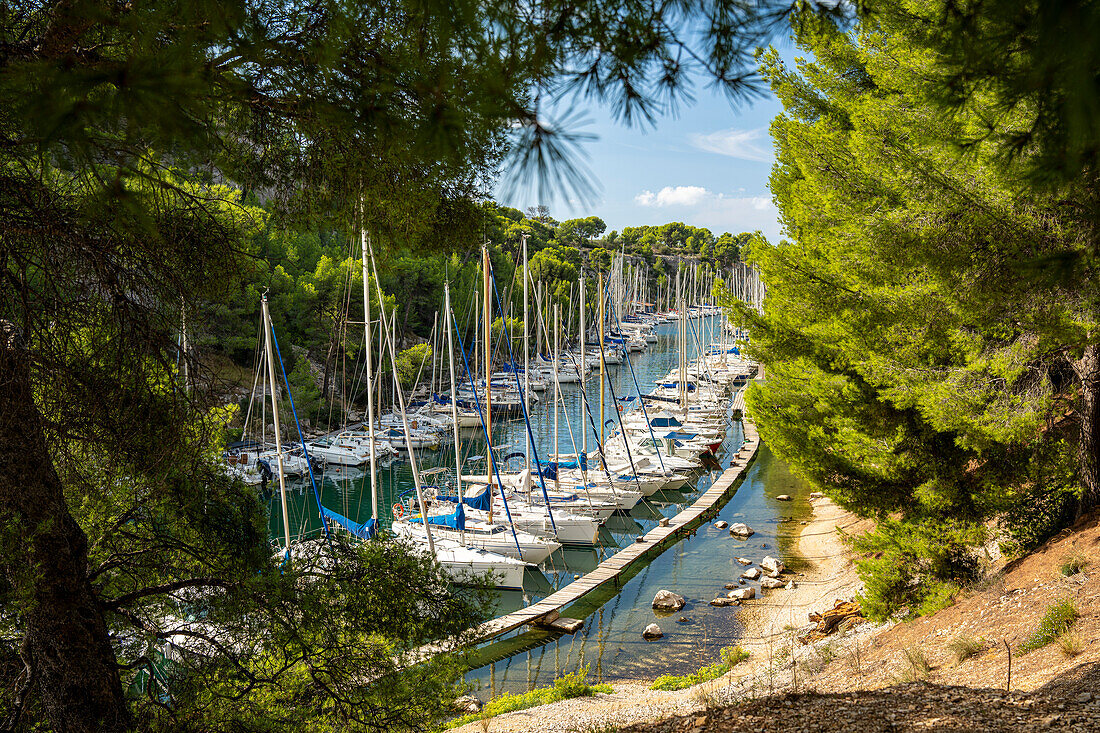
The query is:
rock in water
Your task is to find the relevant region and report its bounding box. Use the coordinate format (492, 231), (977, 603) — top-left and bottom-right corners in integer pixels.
(729, 523), (755, 538)
(736, 557), (752, 565)
(741, 567), (761, 580)
(714, 520), (729, 529)
(761, 577), (784, 589)
(761, 556), (785, 575)
(728, 587), (755, 601)
(776, 494), (792, 501)
(652, 589), (686, 612)
(724, 582), (737, 590)
(643, 623), (663, 639)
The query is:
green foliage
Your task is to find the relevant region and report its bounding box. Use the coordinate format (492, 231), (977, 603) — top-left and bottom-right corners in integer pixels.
(285, 353), (324, 427)
(448, 665), (611, 728)
(732, 7), (1100, 623)
(649, 646), (749, 691)
(1019, 598), (1080, 655)
(395, 344), (433, 390)
(851, 520), (980, 620)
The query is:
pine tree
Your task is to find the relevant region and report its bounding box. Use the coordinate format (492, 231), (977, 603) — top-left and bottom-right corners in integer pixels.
(734, 15), (1100, 618)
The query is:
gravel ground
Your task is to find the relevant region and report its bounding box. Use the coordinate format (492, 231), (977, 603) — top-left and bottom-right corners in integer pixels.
(618, 683), (1100, 731)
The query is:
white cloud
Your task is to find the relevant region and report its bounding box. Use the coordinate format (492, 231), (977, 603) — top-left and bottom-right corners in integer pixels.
(631, 185), (782, 241)
(688, 127), (772, 162)
(634, 185), (709, 207)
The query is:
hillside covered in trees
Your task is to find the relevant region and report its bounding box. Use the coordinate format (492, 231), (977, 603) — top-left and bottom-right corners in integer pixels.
(197, 199), (752, 428)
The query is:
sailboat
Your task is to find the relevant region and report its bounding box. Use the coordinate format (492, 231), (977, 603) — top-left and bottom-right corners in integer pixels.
(362, 241), (531, 589)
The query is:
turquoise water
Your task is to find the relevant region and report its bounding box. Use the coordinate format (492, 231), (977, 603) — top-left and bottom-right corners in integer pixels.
(269, 316), (812, 692)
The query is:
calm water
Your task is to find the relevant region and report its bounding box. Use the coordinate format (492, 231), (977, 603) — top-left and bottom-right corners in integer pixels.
(269, 316), (812, 693)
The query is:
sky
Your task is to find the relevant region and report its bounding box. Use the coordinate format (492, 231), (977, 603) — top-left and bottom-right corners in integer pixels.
(498, 42), (796, 244)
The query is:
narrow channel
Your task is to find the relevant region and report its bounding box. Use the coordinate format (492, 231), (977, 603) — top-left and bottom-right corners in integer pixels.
(270, 315), (810, 695)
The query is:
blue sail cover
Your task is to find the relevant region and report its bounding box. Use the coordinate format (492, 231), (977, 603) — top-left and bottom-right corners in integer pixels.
(649, 415), (682, 428)
(409, 503), (465, 531)
(321, 507), (377, 540)
(664, 431), (699, 441)
(436, 485), (492, 512)
(657, 381), (698, 391)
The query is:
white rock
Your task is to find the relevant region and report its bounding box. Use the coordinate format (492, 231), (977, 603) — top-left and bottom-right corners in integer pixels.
(710, 597), (735, 607)
(761, 577), (784, 589)
(736, 557), (752, 565)
(761, 556), (785, 575)
(776, 494), (792, 501)
(642, 623), (663, 639)
(714, 520), (729, 529)
(728, 587), (755, 601)
(652, 589), (686, 612)
(810, 491), (824, 499)
(454, 695), (482, 714)
(729, 523), (755, 538)
(741, 567), (761, 580)
(786, 580), (796, 590)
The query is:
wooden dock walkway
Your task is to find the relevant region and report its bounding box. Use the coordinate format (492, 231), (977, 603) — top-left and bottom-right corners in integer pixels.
(412, 412), (761, 661)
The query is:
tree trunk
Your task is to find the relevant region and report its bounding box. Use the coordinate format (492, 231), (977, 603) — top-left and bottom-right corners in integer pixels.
(0, 324), (130, 732)
(1073, 343), (1100, 517)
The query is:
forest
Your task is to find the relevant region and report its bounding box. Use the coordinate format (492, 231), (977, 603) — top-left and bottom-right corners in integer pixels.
(200, 199), (749, 430)
(5, 1), (1100, 732)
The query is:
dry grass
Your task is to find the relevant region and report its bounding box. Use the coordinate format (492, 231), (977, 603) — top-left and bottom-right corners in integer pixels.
(1060, 552), (1089, 577)
(947, 635), (985, 664)
(1057, 630), (1084, 658)
(895, 646), (932, 683)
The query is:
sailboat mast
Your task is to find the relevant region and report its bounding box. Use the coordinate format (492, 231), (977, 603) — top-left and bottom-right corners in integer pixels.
(598, 270), (605, 446)
(261, 295), (293, 555)
(445, 282), (464, 544)
(368, 247), (434, 554)
(553, 303), (560, 491)
(483, 245), (494, 523)
(579, 270), (586, 458)
(360, 224), (379, 525)
(522, 233), (530, 473)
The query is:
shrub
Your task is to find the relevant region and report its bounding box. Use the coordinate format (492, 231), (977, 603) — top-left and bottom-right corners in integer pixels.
(1060, 553), (1089, 577)
(851, 519), (984, 621)
(947, 635), (985, 663)
(1019, 598), (1079, 655)
(721, 645), (750, 667)
(554, 664), (599, 699)
(650, 646), (749, 691)
(895, 646), (931, 683)
(1057, 630), (1084, 658)
(448, 666), (612, 728)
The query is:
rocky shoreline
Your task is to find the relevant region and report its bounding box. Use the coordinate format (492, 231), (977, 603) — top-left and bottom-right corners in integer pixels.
(453, 496), (864, 732)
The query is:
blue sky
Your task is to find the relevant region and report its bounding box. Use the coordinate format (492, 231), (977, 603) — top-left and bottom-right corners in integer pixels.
(499, 41), (796, 243)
